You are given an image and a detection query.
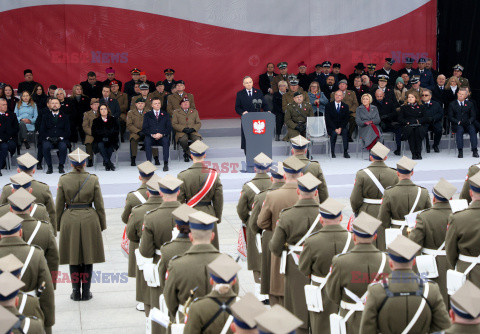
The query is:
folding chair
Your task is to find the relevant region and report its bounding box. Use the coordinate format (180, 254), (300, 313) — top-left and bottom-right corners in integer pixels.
(306, 116), (331, 160)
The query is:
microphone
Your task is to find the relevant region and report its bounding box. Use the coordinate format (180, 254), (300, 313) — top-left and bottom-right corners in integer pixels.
(252, 99), (262, 111)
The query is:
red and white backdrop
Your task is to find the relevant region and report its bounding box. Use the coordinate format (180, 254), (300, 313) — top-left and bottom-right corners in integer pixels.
(0, 0), (436, 119)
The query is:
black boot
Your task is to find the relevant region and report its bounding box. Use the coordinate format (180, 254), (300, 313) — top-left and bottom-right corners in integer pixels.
(154, 157), (160, 166)
(81, 264), (93, 301)
(87, 159), (93, 167)
(16, 145), (21, 155)
(109, 162), (116, 171)
(24, 141), (30, 150)
(458, 149), (463, 158)
(163, 162), (169, 172)
(131, 156), (136, 166)
(344, 150), (350, 159)
(36, 162), (43, 170)
(183, 152), (189, 162)
(59, 164), (65, 174)
(46, 166), (53, 174)
(69, 265), (81, 301)
(331, 151), (336, 158)
(473, 149), (479, 158)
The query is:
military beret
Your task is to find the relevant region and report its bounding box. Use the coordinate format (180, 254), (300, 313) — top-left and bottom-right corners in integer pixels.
(385, 58), (395, 65)
(469, 172), (480, 193)
(109, 80), (119, 86)
(404, 57), (414, 64)
(0, 213), (23, 235)
(24, 69), (32, 75)
(293, 91), (302, 97)
(290, 135), (310, 149)
(319, 197), (345, 219)
(158, 175), (183, 194)
(354, 62), (365, 70)
(370, 142), (390, 160)
(297, 173), (321, 192)
(254, 304), (303, 334)
(282, 156), (305, 174)
(164, 68), (175, 74)
(0, 305), (20, 334)
(135, 97), (146, 104)
(130, 68), (141, 74)
(297, 61), (307, 68)
(410, 76), (420, 84)
(155, 81), (164, 87)
(0, 272), (25, 301)
(139, 83), (149, 90)
(176, 80), (185, 86)
(352, 212), (382, 238)
(387, 235), (421, 262)
(68, 148), (90, 166)
(450, 280), (480, 319)
(453, 64), (464, 71)
(10, 172), (33, 190)
(333, 63), (341, 68)
(105, 67), (115, 74)
(172, 204), (198, 224)
(16, 153), (38, 170)
(396, 156), (417, 174)
(432, 178), (456, 201)
(277, 62), (288, 69)
(188, 211), (218, 231)
(254, 153), (272, 170)
(231, 293), (267, 329)
(8, 188), (35, 212)
(189, 140), (209, 156)
(207, 254), (241, 283)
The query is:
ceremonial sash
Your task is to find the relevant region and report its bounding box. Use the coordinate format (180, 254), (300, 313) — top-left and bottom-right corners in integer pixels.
(187, 169), (218, 207)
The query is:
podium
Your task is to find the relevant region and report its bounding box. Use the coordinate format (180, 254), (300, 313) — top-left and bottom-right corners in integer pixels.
(241, 112), (275, 172)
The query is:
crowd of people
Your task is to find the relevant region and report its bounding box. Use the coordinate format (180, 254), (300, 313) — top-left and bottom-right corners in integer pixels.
(0, 67), (202, 175)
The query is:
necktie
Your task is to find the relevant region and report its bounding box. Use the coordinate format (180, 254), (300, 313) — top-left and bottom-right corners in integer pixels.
(336, 104), (340, 113)
(248, 91), (252, 97)
(420, 70), (423, 74)
(155, 112), (159, 119)
(461, 102), (464, 107)
(440, 86), (443, 90)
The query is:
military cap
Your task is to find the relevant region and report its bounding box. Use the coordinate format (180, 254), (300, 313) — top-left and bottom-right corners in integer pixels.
(0, 305), (19, 333)
(189, 140), (209, 156)
(270, 162), (285, 179)
(137, 161), (156, 177)
(176, 80), (185, 86)
(352, 212), (382, 238)
(164, 68), (175, 74)
(188, 211), (218, 231)
(105, 67), (115, 74)
(289, 78), (299, 86)
(453, 64), (464, 71)
(387, 235), (421, 262)
(418, 57), (426, 63)
(354, 62), (365, 70)
(172, 204), (198, 225)
(469, 172), (480, 193)
(130, 68), (141, 74)
(385, 58), (395, 65)
(8, 188), (35, 212)
(432, 178), (456, 201)
(207, 254), (241, 283)
(146, 174), (162, 194)
(333, 63), (341, 68)
(16, 153), (38, 170)
(338, 79), (348, 85)
(254, 153), (272, 170)
(0, 254), (23, 276)
(322, 61), (332, 67)
(231, 293), (267, 330)
(277, 62), (288, 69)
(155, 80), (164, 87)
(68, 148), (90, 166)
(90, 98), (99, 105)
(297, 61), (307, 68)
(450, 280), (480, 319)
(158, 175), (183, 194)
(410, 76), (420, 84)
(135, 97), (146, 104)
(377, 74), (389, 82)
(404, 57), (414, 64)
(0, 272), (25, 301)
(181, 96), (189, 103)
(367, 63), (376, 70)
(109, 80), (119, 86)
(282, 156), (305, 174)
(319, 197), (345, 219)
(0, 213), (23, 235)
(139, 83), (149, 90)
(10, 172), (33, 190)
(290, 135), (310, 150)
(293, 91), (302, 97)
(370, 142), (390, 160)
(24, 69), (32, 75)
(396, 156), (417, 174)
(254, 304), (303, 334)
(297, 173), (321, 192)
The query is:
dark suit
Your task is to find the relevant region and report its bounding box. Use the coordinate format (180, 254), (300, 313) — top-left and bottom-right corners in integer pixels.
(370, 85), (396, 103)
(17, 81), (39, 95)
(80, 80), (103, 99)
(374, 68), (398, 87)
(397, 67), (414, 78)
(272, 91), (286, 136)
(352, 85), (370, 104)
(431, 85), (448, 107)
(163, 80), (177, 94)
(309, 72), (327, 87)
(0, 111), (18, 168)
(372, 98), (401, 150)
(142, 110), (172, 162)
(423, 100), (444, 149)
(332, 72), (348, 83)
(297, 73), (312, 91)
(259, 72), (277, 95)
(448, 100), (477, 150)
(325, 101), (349, 152)
(322, 83), (339, 98)
(399, 104), (429, 156)
(123, 79), (138, 103)
(99, 97), (121, 119)
(411, 69), (434, 90)
(41, 111), (70, 167)
(235, 88), (266, 150)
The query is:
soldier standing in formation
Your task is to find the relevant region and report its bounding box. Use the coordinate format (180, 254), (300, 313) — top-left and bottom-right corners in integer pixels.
(254, 304), (303, 334)
(459, 160), (480, 203)
(230, 293), (267, 334)
(446, 280), (480, 333)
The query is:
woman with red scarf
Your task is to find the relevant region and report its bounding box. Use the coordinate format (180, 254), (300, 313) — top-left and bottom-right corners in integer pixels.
(355, 93), (382, 150)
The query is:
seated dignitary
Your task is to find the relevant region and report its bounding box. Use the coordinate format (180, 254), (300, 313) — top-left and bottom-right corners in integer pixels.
(372, 89), (402, 155)
(148, 81), (169, 109)
(271, 61), (289, 93)
(333, 79), (359, 141)
(377, 156), (431, 251)
(230, 293), (267, 334)
(459, 161), (480, 204)
(254, 302), (303, 334)
(82, 98), (99, 167)
(166, 80), (195, 116)
(109, 80), (128, 141)
(421, 89), (444, 153)
(298, 198), (353, 334)
(321, 75), (338, 97)
(103, 66), (123, 91)
(177, 140), (223, 249)
(272, 80), (288, 140)
(80, 71), (103, 99)
(130, 83), (152, 112)
(99, 85), (120, 119)
(142, 97), (171, 171)
(370, 75), (395, 102)
(0, 273), (45, 334)
(359, 235), (450, 334)
(406, 76), (425, 98)
(399, 92), (429, 160)
(270, 173), (323, 334)
(374, 58), (398, 87)
(356, 93), (382, 150)
(171, 97), (202, 162)
(91, 104), (119, 171)
(14, 90), (38, 151)
(326, 212), (391, 334)
(307, 81), (328, 117)
(184, 254), (241, 334)
(283, 92), (313, 141)
(446, 281), (480, 333)
(56, 148), (106, 302)
(411, 57), (435, 90)
(394, 77), (408, 105)
(325, 90), (351, 158)
(409, 178), (456, 306)
(162, 68), (177, 94)
(448, 88), (478, 158)
(0, 98), (19, 176)
(40, 97), (70, 174)
(281, 76), (309, 112)
(0, 213), (55, 333)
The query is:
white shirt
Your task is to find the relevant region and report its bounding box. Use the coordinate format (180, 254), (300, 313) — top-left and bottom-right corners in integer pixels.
(335, 102), (341, 110)
(458, 100), (465, 107)
(246, 90), (252, 96)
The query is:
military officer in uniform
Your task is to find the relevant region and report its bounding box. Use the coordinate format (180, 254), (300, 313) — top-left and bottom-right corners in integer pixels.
(374, 58), (398, 87)
(283, 92), (314, 141)
(298, 198), (353, 334)
(230, 293), (267, 334)
(249, 163), (285, 303)
(258, 156), (305, 306)
(56, 148), (106, 302)
(446, 280), (480, 333)
(326, 212), (390, 334)
(350, 143), (398, 248)
(453, 64), (470, 89)
(0, 273), (45, 334)
(237, 153), (272, 287)
(446, 172), (480, 289)
(459, 161), (480, 204)
(409, 178), (456, 306)
(82, 98), (99, 166)
(290, 135), (329, 202)
(171, 97), (202, 162)
(254, 304), (303, 334)
(184, 254), (241, 334)
(130, 83), (153, 112)
(367, 63), (377, 84)
(378, 156), (431, 251)
(282, 77), (309, 111)
(271, 62), (289, 93)
(166, 80), (196, 116)
(270, 173), (322, 334)
(0, 214), (55, 333)
(359, 235), (450, 334)
(0, 153), (56, 230)
(178, 140), (223, 249)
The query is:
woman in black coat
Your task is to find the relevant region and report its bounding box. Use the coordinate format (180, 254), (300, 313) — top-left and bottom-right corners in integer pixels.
(3, 85), (19, 113)
(399, 92), (430, 160)
(68, 84), (91, 144)
(32, 83), (48, 110)
(92, 104), (119, 170)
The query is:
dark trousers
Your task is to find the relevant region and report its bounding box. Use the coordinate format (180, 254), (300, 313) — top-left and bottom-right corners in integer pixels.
(18, 122), (30, 143)
(36, 139), (43, 164)
(329, 128), (349, 153)
(130, 138), (157, 158)
(382, 124), (402, 150)
(43, 139), (68, 167)
(70, 115), (85, 143)
(425, 124), (442, 149)
(404, 126), (425, 155)
(273, 112), (284, 136)
(85, 143), (93, 159)
(97, 142), (114, 164)
(144, 135), (169, 162)
(456, 124), (478, 150)
(348, 116), (357, 139)
(0, 140), (16, 168)
(177, 133), (201, 153)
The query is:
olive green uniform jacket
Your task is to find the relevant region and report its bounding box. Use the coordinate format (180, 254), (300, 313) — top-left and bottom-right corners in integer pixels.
(5, 305), (45, 334)
(459, 163), (480, 203)
(0, 203), (53, 235)
(283, 102), (314, 141)
(296, 154), (329, 203)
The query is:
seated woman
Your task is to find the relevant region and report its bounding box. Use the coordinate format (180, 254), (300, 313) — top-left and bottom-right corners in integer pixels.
(92, 104), (119, 171)
(14, 90), (38, 151)
(3, 84), (19, 113)
(355, 93), (382, 150)
(394, 77), (407, 106)
(307, 81), (328, 116)
(32, 83), (48, 110)
(399, 92), (429, 160)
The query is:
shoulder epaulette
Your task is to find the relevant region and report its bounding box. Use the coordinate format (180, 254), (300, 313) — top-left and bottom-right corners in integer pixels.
(170, 255), (181, 262)
(307, 230), (321, 238)
(32, 244), (43, 251)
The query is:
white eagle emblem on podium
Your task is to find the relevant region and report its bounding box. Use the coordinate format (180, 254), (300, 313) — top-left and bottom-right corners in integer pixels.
(252, 120), (266, 134)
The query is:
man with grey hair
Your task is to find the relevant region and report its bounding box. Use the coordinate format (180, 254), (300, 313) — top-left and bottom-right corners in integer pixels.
(448, 88), (478, 158)
(421, 89), (443, 153)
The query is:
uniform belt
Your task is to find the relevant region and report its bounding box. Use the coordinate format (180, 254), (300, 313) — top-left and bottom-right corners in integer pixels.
(422, 248), (446, 256)
(67, 203), (92, 209)
(288, 245), (303, 252)
(311, 275), (327, 284)
(458, 254), (480, 263)
(155, 249), (162, 256)
(363, 198), (382, 204)
(178, 304), (185, 314)
(391, 219), (405, 226)
(196, 201), (212, 206)
(340, 300), (364, 311)
(24, 290), (36, 297)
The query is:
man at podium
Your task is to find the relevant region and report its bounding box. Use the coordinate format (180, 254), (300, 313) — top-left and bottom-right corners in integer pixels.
(235, 76), (270, 153)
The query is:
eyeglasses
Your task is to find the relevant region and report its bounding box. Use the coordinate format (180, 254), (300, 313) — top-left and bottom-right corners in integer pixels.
(421, 94), (430, 96)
